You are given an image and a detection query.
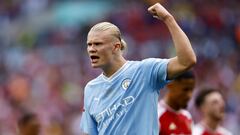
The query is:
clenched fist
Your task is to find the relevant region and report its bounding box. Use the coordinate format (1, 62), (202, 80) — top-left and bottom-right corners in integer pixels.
(148, 3), (172, 21)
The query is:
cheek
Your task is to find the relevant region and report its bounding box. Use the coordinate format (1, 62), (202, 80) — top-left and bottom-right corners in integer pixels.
(101, 48), (113, 58)
(203, 105), (212, 113)
(209, 105), (220, 113)
(178, 91), (188, 98)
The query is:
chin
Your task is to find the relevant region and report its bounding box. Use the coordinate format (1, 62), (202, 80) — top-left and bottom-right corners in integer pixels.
(91, 65), (99, 68)
(91, 63), (101, 68)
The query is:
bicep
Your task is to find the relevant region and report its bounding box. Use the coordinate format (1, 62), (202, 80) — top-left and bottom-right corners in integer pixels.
(167, 57), (190, 80)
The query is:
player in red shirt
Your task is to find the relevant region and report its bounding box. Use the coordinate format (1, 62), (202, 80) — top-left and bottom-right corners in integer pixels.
(193, 88), (232, 135)
(158, 70), (195, 135)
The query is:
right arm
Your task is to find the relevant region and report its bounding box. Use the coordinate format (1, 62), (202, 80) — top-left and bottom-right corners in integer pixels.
(80, 88), (98, 135)
(148, 3), (196, 80)
(80, 110), (98, 135)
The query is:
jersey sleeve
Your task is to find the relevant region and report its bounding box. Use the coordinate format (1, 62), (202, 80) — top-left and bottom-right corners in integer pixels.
(80, 110), (98, 135)
(141, 58), (170, 90)
(80, 86), (98, 135)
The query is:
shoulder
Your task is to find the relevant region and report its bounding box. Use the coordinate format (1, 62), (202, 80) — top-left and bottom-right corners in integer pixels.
(137, 58), (170, 76)
(192, 123), (204, 135)
(179, 109), (192, 120)
(84, 75), (103, 99)
(217, 126), (233, 135)
(85, 75), (103, 89)
(87, 74), (103, 85)
(128, 58), (169, 70)
(158, 101), (167, 117)
(141, 58), (169, 64)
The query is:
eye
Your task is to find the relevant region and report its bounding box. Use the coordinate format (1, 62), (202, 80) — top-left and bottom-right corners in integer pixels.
(183, 87), (193, 92)
(87, 43), (92, 46)
(87, 42), (103, 47)
(94, 42), (102, 46)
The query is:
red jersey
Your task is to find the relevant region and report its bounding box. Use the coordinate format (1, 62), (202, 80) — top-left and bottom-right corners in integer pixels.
(193, 123), (232, 135)
(158, 100), (192, 135)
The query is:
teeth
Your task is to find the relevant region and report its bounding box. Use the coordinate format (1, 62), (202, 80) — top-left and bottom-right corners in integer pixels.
(90, 56), (99, 63)
(91, 58), (98, 63)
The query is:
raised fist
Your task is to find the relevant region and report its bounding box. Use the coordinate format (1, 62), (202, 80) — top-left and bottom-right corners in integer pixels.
(148, 3), (171, 21)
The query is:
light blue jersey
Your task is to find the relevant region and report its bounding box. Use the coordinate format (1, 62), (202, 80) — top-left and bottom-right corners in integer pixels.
(80, 58), (170, 135)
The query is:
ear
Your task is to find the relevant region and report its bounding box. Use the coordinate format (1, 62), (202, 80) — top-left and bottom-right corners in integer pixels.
(113, 42), (121, 52)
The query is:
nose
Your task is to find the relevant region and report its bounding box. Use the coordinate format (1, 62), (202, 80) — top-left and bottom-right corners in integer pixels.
(88, 45), (97, 53)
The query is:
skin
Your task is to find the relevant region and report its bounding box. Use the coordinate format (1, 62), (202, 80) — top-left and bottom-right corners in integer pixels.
(19, 117), (40, 135)
(200, 92), (225, 131)
(164, 78), (195, 111)
(87, 30), (126, 77)
(84, 2), (197, 135)
(87, 3), (196, 79)
(148, 4), (196, 79)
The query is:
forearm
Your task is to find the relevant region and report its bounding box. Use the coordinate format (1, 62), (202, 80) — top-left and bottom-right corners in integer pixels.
(164, 16), (196, 68)
(148, 3), (196, 79)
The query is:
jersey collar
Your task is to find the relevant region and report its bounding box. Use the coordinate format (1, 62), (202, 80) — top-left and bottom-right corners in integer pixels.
(101, 61), (129, 82)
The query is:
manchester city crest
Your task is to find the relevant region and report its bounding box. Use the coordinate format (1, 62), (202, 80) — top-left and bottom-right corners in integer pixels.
(121, 78), (131, 90)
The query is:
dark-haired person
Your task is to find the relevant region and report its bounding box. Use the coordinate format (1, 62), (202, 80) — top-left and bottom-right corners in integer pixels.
(158, 70), (195, 134)
(18, 113), (40, 135)
(193, 88), (232, 135)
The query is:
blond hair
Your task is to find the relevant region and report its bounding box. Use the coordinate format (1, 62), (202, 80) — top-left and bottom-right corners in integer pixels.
(89, 22), (127, 52)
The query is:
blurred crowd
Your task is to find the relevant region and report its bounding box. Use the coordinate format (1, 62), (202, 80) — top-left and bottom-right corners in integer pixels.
(0, 0), (240, 134)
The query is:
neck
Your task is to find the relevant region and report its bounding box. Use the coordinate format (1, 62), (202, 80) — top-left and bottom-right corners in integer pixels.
(202, 116), (220, 131)
(164, 96), (180, 111)
(102, 56), (126, 77)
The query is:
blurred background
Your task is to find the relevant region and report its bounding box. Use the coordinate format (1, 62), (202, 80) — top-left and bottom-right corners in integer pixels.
(0, 0), (239, 134)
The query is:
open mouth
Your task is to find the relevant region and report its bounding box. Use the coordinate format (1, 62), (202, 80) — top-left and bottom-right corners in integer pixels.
(90, 55), (100, 63)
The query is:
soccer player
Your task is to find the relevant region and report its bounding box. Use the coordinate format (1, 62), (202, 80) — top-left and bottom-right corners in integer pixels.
(193, 88), (232, 135)
(158, 70), (195, 134)
(80, 3), (196, 135)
